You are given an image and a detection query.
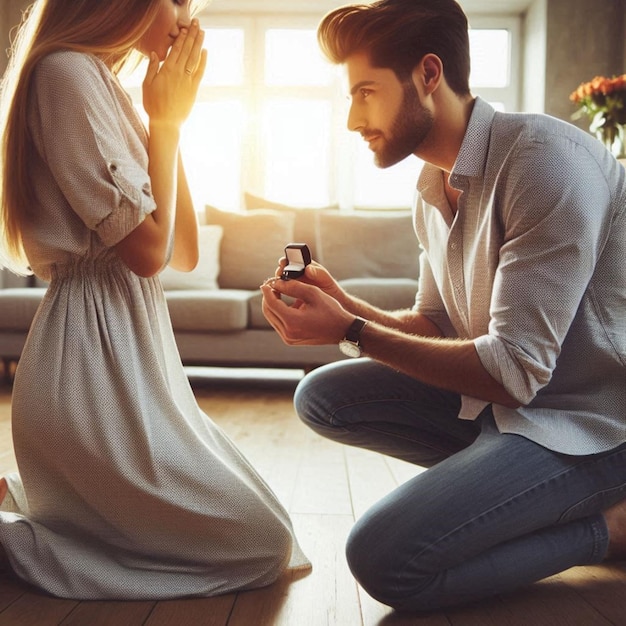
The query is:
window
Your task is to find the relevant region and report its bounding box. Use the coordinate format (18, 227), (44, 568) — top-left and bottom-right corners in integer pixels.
(121, 12), (520, 212)
(469, 16), (521, 112)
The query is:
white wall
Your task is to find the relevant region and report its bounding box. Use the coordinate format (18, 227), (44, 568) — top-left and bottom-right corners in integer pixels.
(522, 0), (547, 113)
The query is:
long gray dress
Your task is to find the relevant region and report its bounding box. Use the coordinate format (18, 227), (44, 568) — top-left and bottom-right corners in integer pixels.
(0, 51), (309, 599)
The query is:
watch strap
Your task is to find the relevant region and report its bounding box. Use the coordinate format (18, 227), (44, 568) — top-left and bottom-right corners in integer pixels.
(344, 316), (367, 344)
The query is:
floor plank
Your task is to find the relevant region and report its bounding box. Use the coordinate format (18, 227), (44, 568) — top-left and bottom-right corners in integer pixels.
(558, 564), (626, 625)
(228, 514), (361, 626)
(0, 375), (625, 625)
(0, 592), (77, 626)
(144, 595), (236, 626)
(59, 600), (155, 626)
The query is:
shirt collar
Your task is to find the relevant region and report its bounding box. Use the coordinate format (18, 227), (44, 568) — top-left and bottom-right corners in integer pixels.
(452, 96), (496, 179)
(417, 96), (496, 196)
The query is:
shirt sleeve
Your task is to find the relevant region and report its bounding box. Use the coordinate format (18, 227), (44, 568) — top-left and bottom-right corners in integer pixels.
(474, 133), (614, 405)
(28, 52), (156, 247)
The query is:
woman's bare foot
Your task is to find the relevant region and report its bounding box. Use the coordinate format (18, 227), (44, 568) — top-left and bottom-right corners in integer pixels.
(0, 477), (7, 507)
(604, 497), (626, 561)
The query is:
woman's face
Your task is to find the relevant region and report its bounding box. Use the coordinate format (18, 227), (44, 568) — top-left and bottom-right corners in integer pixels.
(137, 0), (193, 61)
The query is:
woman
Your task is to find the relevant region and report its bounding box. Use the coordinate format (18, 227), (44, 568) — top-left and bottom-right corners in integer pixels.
(0, 0), (309, 599)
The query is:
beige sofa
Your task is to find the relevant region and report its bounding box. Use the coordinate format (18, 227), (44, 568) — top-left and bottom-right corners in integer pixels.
(0, 196), (421, 378)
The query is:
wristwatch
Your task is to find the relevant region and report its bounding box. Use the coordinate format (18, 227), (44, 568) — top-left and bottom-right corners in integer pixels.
(339, 316), (368, 358)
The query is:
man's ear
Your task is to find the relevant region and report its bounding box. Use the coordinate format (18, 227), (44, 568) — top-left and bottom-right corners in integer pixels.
(412, 53), (444, 96)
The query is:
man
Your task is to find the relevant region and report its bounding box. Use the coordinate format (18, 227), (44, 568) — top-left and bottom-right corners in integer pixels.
(261, 0), (626, 613)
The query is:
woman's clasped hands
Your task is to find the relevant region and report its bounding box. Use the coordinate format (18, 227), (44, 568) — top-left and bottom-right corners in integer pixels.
(142, 19), (207, 127)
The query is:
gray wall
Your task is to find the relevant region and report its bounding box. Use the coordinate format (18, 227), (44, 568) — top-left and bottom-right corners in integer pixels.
(522, 0), (625, 123)
(542, 0), (625, 126)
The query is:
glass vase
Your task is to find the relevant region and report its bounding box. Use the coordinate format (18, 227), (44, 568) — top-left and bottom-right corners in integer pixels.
(598, 124), (626, 159)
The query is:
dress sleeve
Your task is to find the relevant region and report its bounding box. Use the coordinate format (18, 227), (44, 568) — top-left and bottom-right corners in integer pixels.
(28, 52), (156, 247)
(474, 135), (614, 405)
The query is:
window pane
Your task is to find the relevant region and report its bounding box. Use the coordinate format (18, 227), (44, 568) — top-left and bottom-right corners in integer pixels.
(265, 29), (333, 86)
(469, 29), (510, 88)
(181, 101), (244, 210)
(262, 99), (331, 205)
(353, 138), (419, 209)
(203, 29), (244, 86)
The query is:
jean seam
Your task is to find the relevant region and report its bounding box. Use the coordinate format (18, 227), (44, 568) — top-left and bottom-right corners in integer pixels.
(356, 423), (463, 457)
(329, 398), (471, 454)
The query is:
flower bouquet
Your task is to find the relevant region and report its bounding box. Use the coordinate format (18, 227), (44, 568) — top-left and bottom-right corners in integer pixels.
(570, 74), (626, 158)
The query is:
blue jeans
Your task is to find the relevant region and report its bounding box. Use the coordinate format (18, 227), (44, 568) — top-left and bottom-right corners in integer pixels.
(294, 359), (626, 612)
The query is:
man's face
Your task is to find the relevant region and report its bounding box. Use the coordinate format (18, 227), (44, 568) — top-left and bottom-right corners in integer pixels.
(345, 52), (433, 168)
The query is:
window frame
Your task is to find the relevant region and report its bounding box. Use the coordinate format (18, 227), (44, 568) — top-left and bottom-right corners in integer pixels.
(123, 10), (522, 211)
(469, 15), (522, 112)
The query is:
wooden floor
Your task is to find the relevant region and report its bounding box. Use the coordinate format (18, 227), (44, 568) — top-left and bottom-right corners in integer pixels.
(0, 367), (624, 626)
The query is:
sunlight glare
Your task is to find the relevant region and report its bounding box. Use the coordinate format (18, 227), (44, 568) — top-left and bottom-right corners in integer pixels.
(265, 29), (333, 86)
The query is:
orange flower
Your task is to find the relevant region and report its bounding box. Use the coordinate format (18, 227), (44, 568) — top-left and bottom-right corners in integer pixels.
(569, 74), (626, 156)
(570, 74), (626, 103)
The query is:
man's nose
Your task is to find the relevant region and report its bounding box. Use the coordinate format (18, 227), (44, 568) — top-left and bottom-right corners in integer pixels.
(347, 102), (364, 133)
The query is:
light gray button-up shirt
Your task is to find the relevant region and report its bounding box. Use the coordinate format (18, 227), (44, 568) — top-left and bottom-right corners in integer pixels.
(414, 97), (625, 455)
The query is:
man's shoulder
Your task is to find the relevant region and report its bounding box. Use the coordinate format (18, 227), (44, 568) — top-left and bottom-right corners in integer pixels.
(491, 110), (595, 152)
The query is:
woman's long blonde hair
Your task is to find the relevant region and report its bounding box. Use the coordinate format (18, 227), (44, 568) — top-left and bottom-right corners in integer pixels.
(0, 0), (208, 274)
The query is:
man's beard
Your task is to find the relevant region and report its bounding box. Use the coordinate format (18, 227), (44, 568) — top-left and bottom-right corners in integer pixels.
(370, 80), (433, 168)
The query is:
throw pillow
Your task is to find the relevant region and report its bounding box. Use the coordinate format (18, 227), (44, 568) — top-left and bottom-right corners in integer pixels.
(205, 205), (295, 289)
(243, 192), (340, 260)
(243, 191), (338, 213)
(316, 211), (420, 281)
(159, 224), (223, 290)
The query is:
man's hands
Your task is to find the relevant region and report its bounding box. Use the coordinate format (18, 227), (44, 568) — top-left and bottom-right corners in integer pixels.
(261, 262), (354, 346)
(143, 20), (207, 128)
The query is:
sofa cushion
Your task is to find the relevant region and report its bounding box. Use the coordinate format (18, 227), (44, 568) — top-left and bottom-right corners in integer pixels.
(165, 289), (252, 332)
(205, 206), (295, 290)
(340, 278), (418, 311)
(0, 288), (46, 330)
(244, 192), (339, 260)
(316, 211), (420, 281)
(159, 225), (223, 290)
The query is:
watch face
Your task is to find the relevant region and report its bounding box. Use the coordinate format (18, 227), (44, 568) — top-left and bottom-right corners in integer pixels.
(339, 340), (362, 358)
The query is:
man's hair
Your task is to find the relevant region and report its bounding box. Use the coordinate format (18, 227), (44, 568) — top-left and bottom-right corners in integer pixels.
(317, 0), (471, 97)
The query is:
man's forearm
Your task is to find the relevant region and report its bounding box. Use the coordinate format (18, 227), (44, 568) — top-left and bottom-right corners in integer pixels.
(358, 320), (519, 408)
(338, 292), (443, 337)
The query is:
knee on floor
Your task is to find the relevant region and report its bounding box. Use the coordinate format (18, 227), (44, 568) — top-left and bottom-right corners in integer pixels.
(345, 517), (442, 612)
